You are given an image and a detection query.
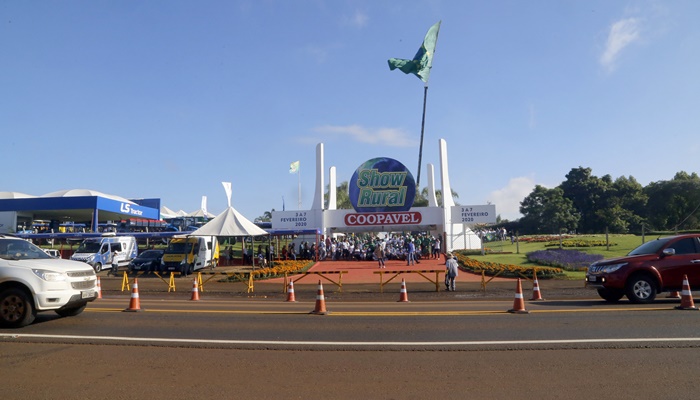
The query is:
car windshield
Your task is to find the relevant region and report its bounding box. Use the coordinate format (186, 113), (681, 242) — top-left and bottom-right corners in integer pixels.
(165, 242), (192, 254)
(0, 239), (52, 260)
(75, 241), (102, 253)
(139, 250), (161, 258)
(627, 238), (672, 256)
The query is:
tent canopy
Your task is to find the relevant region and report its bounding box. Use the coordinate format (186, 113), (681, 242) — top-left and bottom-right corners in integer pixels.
(190, 207), (267, 237)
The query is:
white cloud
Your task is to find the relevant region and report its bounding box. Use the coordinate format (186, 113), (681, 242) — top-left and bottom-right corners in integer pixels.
(342, 10), (368, 28)
(313, 124), (418, 147)
(487, 176), (537, 221)
(600, 17), (641, 71)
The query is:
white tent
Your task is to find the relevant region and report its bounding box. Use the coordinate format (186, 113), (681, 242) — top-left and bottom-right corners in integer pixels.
(160, 205), (180, 219)
(187, 209), (216, 219)
(190, 207), (267, 237)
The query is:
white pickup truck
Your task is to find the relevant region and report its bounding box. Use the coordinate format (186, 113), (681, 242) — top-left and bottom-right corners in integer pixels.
(0, 234), (98, 328)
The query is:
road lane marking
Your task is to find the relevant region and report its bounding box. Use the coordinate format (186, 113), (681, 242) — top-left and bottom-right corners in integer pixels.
(3, 333), (700, 347)
(84, 307), (671, 316)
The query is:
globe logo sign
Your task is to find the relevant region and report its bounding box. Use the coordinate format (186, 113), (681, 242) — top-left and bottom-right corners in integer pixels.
(349, 157), (416, 213)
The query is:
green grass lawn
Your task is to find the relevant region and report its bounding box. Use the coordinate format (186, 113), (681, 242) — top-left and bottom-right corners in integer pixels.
(473, 234), (650, 280)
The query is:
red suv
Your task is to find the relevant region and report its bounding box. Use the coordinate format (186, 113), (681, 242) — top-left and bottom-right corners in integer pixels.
(586, 234), (700, 303)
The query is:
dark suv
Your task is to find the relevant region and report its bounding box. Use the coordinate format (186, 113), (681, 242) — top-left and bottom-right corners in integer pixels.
(586, 234), (700, 303)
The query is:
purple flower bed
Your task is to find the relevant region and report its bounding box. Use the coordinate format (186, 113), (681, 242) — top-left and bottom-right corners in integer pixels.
(526, 249), (604, 271)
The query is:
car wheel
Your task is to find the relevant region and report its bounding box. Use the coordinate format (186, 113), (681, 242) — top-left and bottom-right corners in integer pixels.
(626, 275), (657, 304)
(55, 303), (87, 317)
(94, 263), (102, 273)
(597, 288), (624, 302)
(0, 288), (37, 328)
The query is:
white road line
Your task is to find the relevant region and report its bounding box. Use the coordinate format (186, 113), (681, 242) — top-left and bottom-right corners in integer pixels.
(2, 333), (700, 346)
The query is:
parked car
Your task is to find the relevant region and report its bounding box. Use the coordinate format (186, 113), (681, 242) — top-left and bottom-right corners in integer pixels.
(586, 234), (700, 303)
(129, 249), (165, 273)
(0, 234), (97, 328)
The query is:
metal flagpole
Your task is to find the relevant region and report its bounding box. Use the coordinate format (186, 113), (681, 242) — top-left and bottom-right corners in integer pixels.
(297, 167), (302, 209)
(416, 84), (428, 188)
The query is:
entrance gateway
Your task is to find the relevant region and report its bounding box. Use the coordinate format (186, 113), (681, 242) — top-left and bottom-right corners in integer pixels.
(271, 139), (496, 252)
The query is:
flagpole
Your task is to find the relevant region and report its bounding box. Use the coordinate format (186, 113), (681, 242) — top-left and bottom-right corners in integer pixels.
(416, 84), (428, 188)
(297, 168), (302, 209)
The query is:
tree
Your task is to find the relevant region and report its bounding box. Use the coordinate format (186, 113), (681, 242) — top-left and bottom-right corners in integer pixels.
(419, 187), (459, 207)
(559, 167), (611, 233)
(519, 185), (579, 234)
(644, 172), (700, 231)
(255, 209), (274, 222)
(324, 181), (352, 209)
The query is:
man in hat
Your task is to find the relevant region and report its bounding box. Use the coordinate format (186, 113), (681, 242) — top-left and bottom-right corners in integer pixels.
(445, 252), (459, 291)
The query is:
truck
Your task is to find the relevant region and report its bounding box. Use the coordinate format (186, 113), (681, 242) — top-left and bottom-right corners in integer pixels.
(70, 235), (138, 273)
(0, 234), (98, 328)
(161, 235), (220, 275)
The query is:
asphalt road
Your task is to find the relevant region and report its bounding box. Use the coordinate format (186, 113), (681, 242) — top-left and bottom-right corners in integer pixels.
(3, 292), (700, 400)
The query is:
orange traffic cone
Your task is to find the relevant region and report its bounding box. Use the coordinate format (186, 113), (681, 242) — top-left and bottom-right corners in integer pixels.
(286, 280), (297, 302)
(123, 278), (143, 312)
(190, 279), (200, 301)
(310, 280), (328, 315)
(398, 278), (410, 302)
(675, 275), (698, 310)
(530, 273), (544, 301)
(96, 276), (102, 299)
(508, 278), (530, 314)
(667, 291), (681, 299)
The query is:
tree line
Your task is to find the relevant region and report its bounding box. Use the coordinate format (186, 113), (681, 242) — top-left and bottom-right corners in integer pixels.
(512, 167), (700, 235)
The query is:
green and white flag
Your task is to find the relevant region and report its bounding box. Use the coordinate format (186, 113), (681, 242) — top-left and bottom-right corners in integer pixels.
(289, 160), (300, 174)
(388, 21), (441, 83)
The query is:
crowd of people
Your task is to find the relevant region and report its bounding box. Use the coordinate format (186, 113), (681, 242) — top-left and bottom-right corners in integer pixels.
(278, 232), (444, 264)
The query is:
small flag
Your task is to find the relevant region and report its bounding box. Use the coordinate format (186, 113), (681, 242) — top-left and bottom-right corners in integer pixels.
(222, 182), (232, 208)
(388, 21), (441, 83)
(289, 160), (300, 174)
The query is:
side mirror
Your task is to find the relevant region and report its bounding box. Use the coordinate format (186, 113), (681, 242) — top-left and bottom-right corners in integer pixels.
(662, 248), (676, 257)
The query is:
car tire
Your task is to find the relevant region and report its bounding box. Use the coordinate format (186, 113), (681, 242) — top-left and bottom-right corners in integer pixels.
(94, 262), (102, 273)
(597, 288), (624, 302)
(55, 303), (87, 317)
(0, 287), (37, 328)
(626, 274), (657, 304)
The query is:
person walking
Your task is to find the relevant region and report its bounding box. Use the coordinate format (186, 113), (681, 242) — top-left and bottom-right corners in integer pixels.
(110, 249), (120, 276)
(407, 239), (416, 266)
(445, 252), (459, 291)
(373, 242), (386, 268)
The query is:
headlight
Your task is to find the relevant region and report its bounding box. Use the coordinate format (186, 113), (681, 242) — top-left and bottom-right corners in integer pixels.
(601, 263), (626, 273)
(33, 269), (68, 282)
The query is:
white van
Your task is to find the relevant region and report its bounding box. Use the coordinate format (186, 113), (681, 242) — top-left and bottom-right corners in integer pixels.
(71, 235), (138, 273)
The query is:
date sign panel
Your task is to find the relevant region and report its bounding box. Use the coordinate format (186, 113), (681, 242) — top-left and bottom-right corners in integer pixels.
(450, 205), (497, 225)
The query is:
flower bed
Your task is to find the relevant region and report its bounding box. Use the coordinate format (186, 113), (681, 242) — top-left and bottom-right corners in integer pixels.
(252, 259), (315, 279)
(544, 239), (616, 248)
(527, 249), (603, 271)
(454, 251), (563, 279)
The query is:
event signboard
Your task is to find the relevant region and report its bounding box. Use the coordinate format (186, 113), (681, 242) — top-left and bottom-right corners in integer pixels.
(348, 157), (416, 213)
(450, 204), (497, 225)
(271, 210), (318, 230)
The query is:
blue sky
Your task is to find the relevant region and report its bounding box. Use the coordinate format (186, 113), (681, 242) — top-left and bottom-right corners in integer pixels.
(2, 0), (699, 221)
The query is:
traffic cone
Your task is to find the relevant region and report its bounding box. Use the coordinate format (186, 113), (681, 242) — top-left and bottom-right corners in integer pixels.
(667, 291), (681, 299)
(530, 273), (544, 301)
(675, 275), (698, 310)
(398, 279), (410, 302)
(310, 280), (328, 315)
(286, 280), (297, 302)
(123, 278), (143, 312)
(190, 278), (200, 301)
(96, 276), (102, 299)
(508, 278), (530, 314)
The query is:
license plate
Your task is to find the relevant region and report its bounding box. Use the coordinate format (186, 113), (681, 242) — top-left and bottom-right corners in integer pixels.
(81, 289), (96, 299)
(588, 276), (596, 282)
